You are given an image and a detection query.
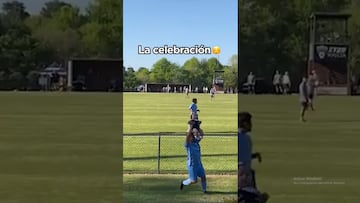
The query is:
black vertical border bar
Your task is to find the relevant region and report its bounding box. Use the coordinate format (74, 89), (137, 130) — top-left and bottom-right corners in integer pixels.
(237, 0), (241, 200)
(120, 59), (124, 203)
(238, 0), (241, 95)
(120, 0), (124, 201)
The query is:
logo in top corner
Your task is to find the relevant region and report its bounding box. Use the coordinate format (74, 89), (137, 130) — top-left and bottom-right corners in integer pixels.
(316, 45), (328, 59)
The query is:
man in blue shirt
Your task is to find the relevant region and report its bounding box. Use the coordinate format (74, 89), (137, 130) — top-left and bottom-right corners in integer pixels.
(238, 112), (259, 187)
(238, 112), (269, 202)
(188, 98), (199, 119)
(180, 125), (207, 193)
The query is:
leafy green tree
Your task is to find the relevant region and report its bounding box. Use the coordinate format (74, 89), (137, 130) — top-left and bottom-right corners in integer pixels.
(41, 0), (71, 18)
(2, 1), (29, 20)
(27, 4), (82, 62)
(204, 57), (223, 85)
(182, 57), (202, 87)
(0, 28), (41, 75)
(0, 1), (29, 35)
(224, 55), (238, 88)
(149, 58), (177, 83)
(53, 5), (82, 29)
(135, 67), (150, 84)
(80, 0), (122, 58)
(79, 22), (103, 57)
(172, 67), (190, 84)
(124, 67), (137, 89)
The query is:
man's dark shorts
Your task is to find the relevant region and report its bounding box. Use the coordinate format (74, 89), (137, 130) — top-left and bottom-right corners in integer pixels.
(301, 101), (308, 108)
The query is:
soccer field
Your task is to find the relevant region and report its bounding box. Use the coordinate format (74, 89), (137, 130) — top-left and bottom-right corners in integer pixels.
(0, 92), (122, 203)
(123, 93), (238, 203)
(123, 92), (237, 133)
(123, 93), (238, 174)
(124, 174), (237, 203)
(240, 95), (360, 203)
(2, 92), (359, 203)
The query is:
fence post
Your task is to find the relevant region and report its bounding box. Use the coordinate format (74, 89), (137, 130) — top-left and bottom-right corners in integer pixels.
(157, 132), (161, 174)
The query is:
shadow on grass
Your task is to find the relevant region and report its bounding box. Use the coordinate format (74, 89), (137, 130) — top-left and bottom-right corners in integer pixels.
(206, 190), (237, 195)
(124, 174), (237, 203)
(124, 153), (237, 161)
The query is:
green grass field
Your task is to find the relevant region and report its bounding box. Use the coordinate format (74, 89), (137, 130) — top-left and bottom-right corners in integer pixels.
(240, 95), (360, 203)
(123, 93), (238, 203)
(123, 135), (237, 173)
(123, 93), (237, 174)
(0, 92), (122, 203)
(124, 174), (237, 203)
(2, 92), (359, 203)
(124, 93), (360, 203)
(123, 93), (237, 133)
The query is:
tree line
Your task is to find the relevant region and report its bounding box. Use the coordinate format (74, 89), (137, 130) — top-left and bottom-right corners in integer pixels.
(240, 0), (359, 87)
(123, 55), (238, 91)
(0, 0), (122, 90)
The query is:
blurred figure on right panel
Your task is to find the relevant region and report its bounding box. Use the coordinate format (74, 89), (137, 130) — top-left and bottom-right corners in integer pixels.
(273, 70), (282, 94)
(238, 112), (269, 203)
(282, 71), (291, 95)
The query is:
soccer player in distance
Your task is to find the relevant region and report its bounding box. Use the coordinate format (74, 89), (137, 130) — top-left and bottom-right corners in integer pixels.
(180, 122), (207, 193)
(247, 72), (256, 94)
(273, 70), (281, 94)
(210, 87), (215, 100)
(188, 98), (199, 119)
(185, 87), (189, 97)
(282, 71), (291, 94)
(299, 77), (309, 122)
(307, 70), (319, 111)
(238, 112), (269, 202)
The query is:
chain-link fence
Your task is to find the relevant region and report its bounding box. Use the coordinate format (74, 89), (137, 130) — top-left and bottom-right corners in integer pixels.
(123, 132), (237, 174)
